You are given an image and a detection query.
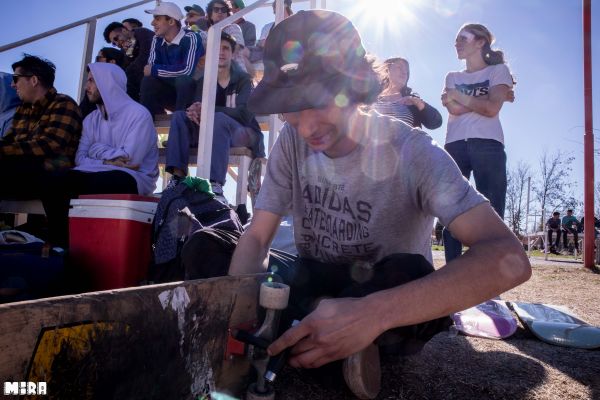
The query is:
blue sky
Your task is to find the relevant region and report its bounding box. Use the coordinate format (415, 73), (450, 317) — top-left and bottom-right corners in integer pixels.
(0, 0), (598, 209)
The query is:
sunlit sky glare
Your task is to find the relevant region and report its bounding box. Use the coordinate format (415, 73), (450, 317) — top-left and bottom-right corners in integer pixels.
(0, 0), (599, 210)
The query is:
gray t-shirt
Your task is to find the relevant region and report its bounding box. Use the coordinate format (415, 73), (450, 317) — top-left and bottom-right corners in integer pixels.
(256, 110), (486, 265)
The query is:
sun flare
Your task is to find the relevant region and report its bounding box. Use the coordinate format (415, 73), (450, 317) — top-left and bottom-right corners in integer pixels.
(343, 0), (422, 41)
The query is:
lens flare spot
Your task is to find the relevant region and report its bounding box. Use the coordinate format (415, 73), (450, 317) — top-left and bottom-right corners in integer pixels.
(335, 93), (349, 107)
(282, 40), (303, 63)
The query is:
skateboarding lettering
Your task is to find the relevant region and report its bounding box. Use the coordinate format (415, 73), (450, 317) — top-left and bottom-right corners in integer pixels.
(299, 181), (378, 262)
(455, 80), (489, 97)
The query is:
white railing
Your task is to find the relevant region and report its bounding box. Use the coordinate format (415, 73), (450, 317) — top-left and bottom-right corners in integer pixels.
(195, 0), (327, 179)
(0, 0), (155, 101)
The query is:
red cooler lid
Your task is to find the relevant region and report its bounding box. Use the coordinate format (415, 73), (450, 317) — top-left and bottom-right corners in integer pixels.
(78, 194), (160, 203)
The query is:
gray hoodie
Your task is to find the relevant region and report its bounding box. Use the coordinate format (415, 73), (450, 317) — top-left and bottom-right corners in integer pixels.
(75, 63), (158, 194)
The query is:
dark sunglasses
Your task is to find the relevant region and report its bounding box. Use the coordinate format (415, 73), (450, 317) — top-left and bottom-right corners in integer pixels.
(95, 55), (106, 62)
(12, 73), (34, 84)
(212, 6), (228, 13)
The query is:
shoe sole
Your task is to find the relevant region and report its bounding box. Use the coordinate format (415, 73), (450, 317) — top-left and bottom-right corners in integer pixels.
(342, 343), (381, 399)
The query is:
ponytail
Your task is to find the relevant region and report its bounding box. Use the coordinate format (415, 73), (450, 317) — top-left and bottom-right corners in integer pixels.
(482, 42), (505, 65)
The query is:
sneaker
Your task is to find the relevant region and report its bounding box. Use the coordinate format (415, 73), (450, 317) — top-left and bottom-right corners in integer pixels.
(210, 181), (228, 205)
(342, 343), (381, 399)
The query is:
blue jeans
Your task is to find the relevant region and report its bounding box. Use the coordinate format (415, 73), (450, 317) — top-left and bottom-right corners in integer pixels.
(165, 111), (258, 184)
(140, 75), (196, 116)
(443, 138), (507, 262)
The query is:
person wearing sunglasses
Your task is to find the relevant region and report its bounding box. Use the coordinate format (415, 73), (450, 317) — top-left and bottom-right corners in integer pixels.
(0, 72), (20, 138)
(0, 54), (82, 203)
(103, 21), (154, 103)
(206, 0), (233, 27)
(205, 0), (251, 74)
(184, 4), (209, 32)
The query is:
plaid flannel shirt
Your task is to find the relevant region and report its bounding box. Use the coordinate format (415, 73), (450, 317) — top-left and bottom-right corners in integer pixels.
(0, 88), (82, 171)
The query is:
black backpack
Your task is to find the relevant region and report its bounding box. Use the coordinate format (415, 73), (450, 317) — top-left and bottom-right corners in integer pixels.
(149, 182), (243, 282)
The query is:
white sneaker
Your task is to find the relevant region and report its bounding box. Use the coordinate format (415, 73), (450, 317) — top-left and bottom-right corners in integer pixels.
(342, 343), (381, 399)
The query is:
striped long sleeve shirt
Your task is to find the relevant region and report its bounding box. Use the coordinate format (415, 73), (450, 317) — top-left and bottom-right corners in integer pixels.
(148, 29), (205, 78)
(0, 88), (82, 171)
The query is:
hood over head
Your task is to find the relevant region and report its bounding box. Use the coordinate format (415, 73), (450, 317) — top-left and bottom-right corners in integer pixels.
(88, 62), (130, 117)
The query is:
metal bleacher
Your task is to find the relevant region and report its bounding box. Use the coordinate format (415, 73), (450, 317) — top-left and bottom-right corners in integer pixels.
(0, 0), (300, 221)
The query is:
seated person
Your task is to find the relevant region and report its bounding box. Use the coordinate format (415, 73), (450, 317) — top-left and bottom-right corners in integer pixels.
(228, 11), (531, 399)
(579, 215), (600, 237)
(140, 2), (205, 117)
(561, 209), (579, 253)
(80, 47), (126, 118)
(204, 0), (252, 74)
(259, 0), (293, 47)
(0, 54), (81, 200)
(122, 18), (143, 31)
(232, 0), (257, 47)
(103, 21), (155, 102)
(546, 211), (562, 254)
(164, 32), (263, 203)
(42, 63), (158, 247)
(184, 4), (209, 31)
(0, 72), (21, 138)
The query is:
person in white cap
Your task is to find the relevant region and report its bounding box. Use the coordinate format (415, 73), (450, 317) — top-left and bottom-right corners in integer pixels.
(140, 1), (205, 118)
(227, 9), (531, 399)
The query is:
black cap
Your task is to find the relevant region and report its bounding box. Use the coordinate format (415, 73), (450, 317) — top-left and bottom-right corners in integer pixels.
(184, 4), (205, 15)
(248, 10), (375, 114)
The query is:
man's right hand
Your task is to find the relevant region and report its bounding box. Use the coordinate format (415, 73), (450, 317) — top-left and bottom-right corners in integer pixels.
(267, 296), (384, 369)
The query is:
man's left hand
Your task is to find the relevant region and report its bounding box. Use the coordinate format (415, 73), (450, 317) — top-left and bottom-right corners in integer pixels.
(104, 156), (140, 170)
(143, 65), (152, 77)
(267, 297), (383, 369)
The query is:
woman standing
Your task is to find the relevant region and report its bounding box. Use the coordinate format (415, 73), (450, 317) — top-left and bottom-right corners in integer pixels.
(373, 57), (442, 129)
(441, 23), (514, 262)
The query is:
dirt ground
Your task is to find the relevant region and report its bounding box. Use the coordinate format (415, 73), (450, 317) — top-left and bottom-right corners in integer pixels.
(275, 252), (600, 400)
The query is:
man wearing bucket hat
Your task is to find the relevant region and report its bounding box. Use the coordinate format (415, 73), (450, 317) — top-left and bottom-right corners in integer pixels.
(140, 1), (204, 117)
(228, 10), (530, 399)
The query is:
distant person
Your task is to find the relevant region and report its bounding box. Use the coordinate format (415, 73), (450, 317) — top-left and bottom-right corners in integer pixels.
(184, 4), (209, 31)
(561, 209), (579, 253)
(373, 57), (442, 129)
(546, 211), (561, 254)
(43, 63), (158, 247)
(80, 47), (127, 119)
(164, 32), (263, 203)
(103, 21), (155, 102)
(231, 0), (256, 47)
(441, 23), (515, 262)
(140, 2), (205, 117)
(248, 0), (293, 65)
(579, 215), (600, 238)
(0, 54), (82, 200)
(0, 72), (21, 138)
(96, 47), (125, 66)
(205, 0), (250, 73)
(257, 0), (293, 48)
(122, 18), (143, 31)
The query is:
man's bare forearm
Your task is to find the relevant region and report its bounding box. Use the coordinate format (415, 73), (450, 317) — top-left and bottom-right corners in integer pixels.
(371, 236), (530, 331)
(229, 232), (270, 275)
